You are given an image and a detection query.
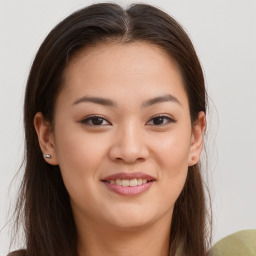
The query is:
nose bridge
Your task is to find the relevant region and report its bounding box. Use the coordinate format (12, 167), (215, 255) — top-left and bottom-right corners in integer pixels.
(122, 121), (142, 149)
(109, 120), (149, 163)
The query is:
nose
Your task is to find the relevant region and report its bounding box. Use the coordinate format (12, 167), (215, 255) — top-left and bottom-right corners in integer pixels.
(108, 122), (149, 164)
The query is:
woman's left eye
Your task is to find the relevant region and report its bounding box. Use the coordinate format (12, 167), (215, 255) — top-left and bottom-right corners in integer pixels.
(80, 116), (111, 126)
(146, 115), (175, 126)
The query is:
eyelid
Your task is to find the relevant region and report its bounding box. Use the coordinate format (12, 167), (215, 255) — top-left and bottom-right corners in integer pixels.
(80, 115), (112, 126)
(79, 114), (175, 126)
(146, 114), (176, 126)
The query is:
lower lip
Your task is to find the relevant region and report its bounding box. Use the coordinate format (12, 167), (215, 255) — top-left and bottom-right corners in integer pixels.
(103, 181), (154, 196)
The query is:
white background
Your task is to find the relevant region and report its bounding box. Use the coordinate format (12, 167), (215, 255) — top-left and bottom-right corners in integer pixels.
(0, 0), (255, 254)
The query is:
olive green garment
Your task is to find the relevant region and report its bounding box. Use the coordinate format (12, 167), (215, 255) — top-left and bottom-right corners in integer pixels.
(174, 229), (256, 256)
(209, 229), (256, 256)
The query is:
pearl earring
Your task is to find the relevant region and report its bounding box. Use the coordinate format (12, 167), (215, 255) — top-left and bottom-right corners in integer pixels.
(44, 154), (52, 159)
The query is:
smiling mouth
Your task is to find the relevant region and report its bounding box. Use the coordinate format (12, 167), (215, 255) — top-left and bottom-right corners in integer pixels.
(103, 178), (154, 187)
(101, 172), (156, 195)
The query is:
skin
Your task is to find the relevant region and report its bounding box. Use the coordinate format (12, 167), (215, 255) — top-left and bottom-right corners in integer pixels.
(34, 42), (206, 256)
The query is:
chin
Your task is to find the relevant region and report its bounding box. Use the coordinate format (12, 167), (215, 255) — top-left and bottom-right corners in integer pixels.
(102, 207), (162, 230)
(109, 218), (153, 231)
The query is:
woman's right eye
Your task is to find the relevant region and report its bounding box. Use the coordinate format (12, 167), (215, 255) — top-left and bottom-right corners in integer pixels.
(80, 116), (111, 126)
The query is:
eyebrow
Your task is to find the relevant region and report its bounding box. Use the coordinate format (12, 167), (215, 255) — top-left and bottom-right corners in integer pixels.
(72, 96), (117, 107)
(72, 94), (181, 107)
(142, 94), (181, 107)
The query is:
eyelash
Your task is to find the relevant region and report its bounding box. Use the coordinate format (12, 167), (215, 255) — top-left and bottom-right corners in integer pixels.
(80, 115), (111, 126)
(80, 114), (176, 127)
(146, 115), (176, 126)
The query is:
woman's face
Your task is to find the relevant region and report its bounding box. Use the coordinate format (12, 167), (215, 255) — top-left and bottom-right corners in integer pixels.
(35, 42), (205, 231)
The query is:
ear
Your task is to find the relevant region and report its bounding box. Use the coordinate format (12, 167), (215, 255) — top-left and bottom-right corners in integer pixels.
(188, 111), (206, 166)
(34, 112), (58, 165)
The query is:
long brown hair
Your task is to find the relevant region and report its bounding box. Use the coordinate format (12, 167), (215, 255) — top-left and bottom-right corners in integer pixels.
(11, 3), (211, 256)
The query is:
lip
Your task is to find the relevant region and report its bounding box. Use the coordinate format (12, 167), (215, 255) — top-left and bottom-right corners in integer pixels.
(101, 172), (155, 181)
(101, 172), (156, 196)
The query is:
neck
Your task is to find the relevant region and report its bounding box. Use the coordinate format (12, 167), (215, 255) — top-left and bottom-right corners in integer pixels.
(77, 217), (172, 256)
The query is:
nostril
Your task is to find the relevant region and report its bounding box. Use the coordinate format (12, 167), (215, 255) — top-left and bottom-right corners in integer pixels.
(108, 142), (149, 164)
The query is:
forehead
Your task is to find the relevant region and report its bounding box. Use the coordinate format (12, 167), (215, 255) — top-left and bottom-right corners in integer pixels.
(59, 41), (188, 108)
(65, 41), (181, 79)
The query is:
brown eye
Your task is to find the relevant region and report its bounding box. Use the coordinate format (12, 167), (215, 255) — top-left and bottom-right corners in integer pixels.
(81, 116), (111, 126)
(146, 115), (176, 126)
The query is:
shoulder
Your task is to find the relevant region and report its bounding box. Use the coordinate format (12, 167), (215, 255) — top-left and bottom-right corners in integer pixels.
(209, 229), (256, 256)
(7, 250), (26, 256)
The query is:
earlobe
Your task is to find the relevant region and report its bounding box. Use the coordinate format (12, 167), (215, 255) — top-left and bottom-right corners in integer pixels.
(34, 112), (58, 165)
(188, 111), (206, 166)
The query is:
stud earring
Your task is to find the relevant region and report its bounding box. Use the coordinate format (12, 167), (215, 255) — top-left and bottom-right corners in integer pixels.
(44, 154), (52, 159)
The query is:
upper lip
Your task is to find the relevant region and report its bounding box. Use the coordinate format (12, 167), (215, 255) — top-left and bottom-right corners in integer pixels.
(101, 172), (156, 181)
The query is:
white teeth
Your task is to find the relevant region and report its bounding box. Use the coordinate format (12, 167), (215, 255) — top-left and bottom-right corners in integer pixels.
(121, 179), (130, 186)
(107, 178), (150, 187)
(129, 179), (138, 186)
(137, 178), (142, 185)
(116, 179), (122, 185)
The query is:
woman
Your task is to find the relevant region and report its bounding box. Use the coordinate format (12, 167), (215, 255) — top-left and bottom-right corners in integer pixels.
(9, 3), (211, 256)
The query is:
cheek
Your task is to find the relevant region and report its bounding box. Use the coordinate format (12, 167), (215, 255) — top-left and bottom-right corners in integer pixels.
(151, 129), (191, 176)
(163, 140), (190, 174)
(53, 125), (107, 195)
(150, 126), (191, 201)
(152, 136), (190, 212)
(55, 124), (105, 167)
